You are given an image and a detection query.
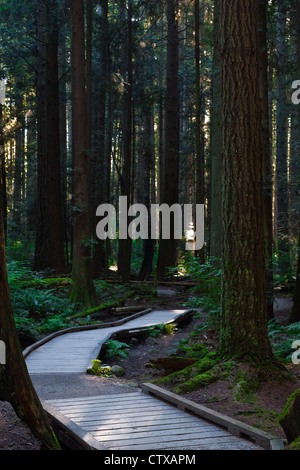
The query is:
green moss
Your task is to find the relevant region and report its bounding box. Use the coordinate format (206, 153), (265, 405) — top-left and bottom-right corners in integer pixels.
(174, 369), (219, 394)
(233, 369), (260, 402)
(286, 436), (300, 450)
(279, 389), (300, 423)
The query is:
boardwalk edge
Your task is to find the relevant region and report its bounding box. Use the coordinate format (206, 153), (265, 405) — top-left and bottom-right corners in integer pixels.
(141, 383), (285, 451)
(42, 401), (107, 450)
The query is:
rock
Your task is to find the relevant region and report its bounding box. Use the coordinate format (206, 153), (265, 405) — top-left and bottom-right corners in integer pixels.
(279, 389), (300, 444)
(111, 365), (125, 377)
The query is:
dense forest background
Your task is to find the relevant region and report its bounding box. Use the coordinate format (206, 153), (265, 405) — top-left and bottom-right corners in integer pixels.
(0, 0), (300, 450)
(0, 0), (299, 343)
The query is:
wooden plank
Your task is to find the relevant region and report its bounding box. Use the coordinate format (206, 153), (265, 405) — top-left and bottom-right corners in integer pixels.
(87, 422), (217, 436)
(81, 416), (209, 431)
(90, 426), (229, 441)
(47, 392), (141, 405)
(66, 408), (188, 422)
(92, 428), (231, 445)
(108, 435), (262, 451)
(49, 395), (160, 410)
(52, 398), (173, 413)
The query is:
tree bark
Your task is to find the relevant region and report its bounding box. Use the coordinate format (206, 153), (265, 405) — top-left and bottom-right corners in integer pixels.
(210, 0), (222, 265)
(157, 0), (179, 280)
(70, 0), (96, 307)
(118, 0), (133, 282)
(219, 0), (276, 363)
(290, 232), (300, 323)
(276, 0), (289, 261)
(0, 141), (60, 451)
(34, 0), (66, 274)
(93, 0), (109, 278)
(194, 0), (205, 263)
(258, 0), (274, 320)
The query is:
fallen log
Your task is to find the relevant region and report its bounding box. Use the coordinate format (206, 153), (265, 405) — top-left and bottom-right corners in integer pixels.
(112, 306), (145, 314)
(98, 278), (199, 288)
(68, 290), (136, 321)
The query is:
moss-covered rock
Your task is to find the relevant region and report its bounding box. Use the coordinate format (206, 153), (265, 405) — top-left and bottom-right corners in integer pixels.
(279, 389), (300, 444)
(285, 436), (300, 450)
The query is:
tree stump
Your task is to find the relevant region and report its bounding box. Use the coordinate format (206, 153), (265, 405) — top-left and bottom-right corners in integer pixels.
(279, 389), (300, 443)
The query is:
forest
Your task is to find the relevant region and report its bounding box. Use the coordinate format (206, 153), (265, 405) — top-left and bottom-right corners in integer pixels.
(0, 0), (299, 453)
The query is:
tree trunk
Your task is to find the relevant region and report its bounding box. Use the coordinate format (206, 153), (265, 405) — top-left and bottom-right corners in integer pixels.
(12, 98), (24, 236)
(219, 0), (277, 364)
(0, 104), (7, 241)
(70, 0), (96, 307)
(210, 0), (222, 265)
(139, 112), (156, 281)
(290, 232), (300, 323)
(194, 0), (205, 263)
(118, 0), (133, 282)
(93, 0), (109, 278)
(276, 0), (289, 262)
(0, 144), (60, 451)
(157, 0), (179, 280)
(34, 0), (66, 274)
(258, 0), (274, 320)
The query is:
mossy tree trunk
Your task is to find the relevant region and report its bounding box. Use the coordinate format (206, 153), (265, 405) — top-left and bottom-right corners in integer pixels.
(219, 0), (277, 364)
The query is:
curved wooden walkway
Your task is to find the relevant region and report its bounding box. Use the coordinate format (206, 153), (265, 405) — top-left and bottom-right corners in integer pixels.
(24, 308), (284, 451)
(24, 309), (188, 374)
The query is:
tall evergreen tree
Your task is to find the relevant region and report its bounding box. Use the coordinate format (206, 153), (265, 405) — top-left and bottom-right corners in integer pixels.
(157, 0), (180, 280)
(34, 0), (66, 274)
(70, 0), (96, 307)
(219, 0), (278, 365)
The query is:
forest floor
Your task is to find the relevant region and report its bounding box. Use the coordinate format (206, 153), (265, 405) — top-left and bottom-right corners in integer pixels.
(1, 284), (300, 450)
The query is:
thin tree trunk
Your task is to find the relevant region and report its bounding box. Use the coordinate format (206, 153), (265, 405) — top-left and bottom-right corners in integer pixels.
(157, 0), (179, 280)
(210, 0), (222, 265)
(195, 0), (205, 263)
(12, 99), (23, 235)
(34, 0), (66, 274)
(93, 0), (109, 278)
(118, 0), (133, 282)
(259, 0), (274, 320)
(276, 0), (289, 261)
(70, 0), (96, 307)
(290, 232), (300, 323)
(0, 104), (6, 241)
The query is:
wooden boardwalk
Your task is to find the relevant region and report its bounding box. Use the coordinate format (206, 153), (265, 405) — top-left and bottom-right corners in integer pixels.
(43, 392), (264, 451)
(25, 309), (189, 374)
(24, 308), (284, 450)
